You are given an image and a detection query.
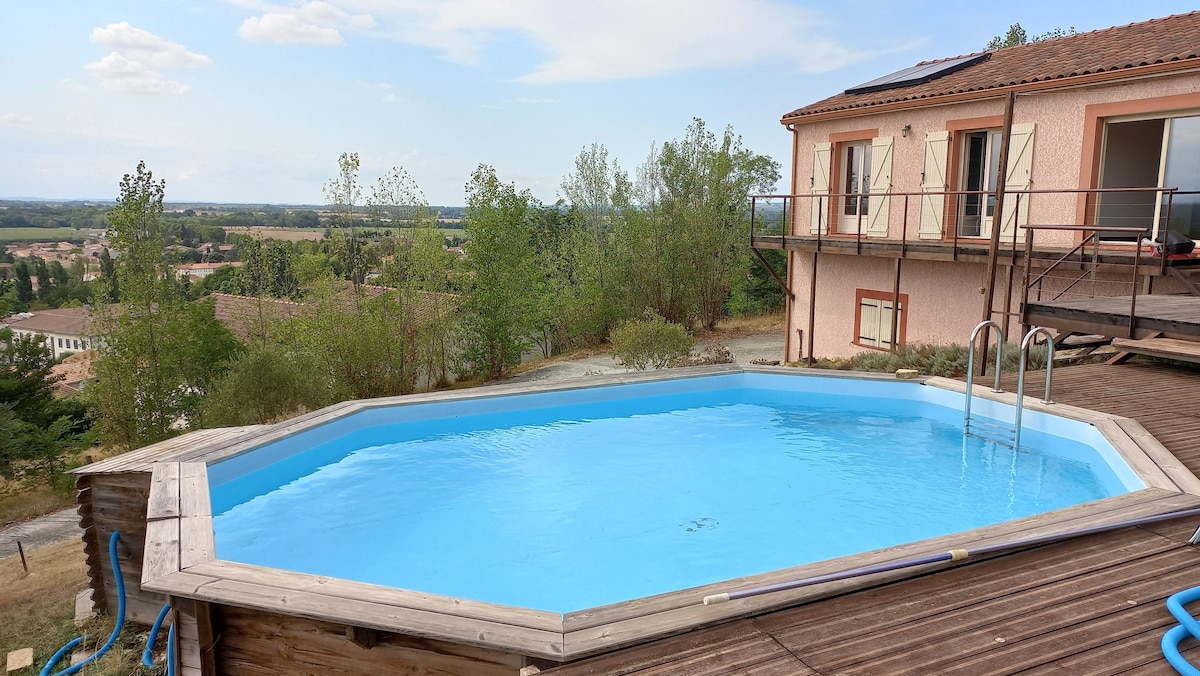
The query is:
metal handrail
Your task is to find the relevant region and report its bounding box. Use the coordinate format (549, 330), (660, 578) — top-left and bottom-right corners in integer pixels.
(964, 320), (1004, 436)
(1013, 326), (1056, 450)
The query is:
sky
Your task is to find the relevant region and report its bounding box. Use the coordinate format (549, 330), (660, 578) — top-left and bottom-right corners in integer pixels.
(2, 1), (1197, 206)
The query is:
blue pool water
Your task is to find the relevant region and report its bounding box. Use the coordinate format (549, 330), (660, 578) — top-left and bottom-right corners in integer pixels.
(209, 373), (1138, 614)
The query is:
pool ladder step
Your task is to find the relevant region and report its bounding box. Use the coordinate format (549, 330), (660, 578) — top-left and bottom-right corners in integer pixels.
(964, 322), (1056, 450)
(965, 418), (1016, 446)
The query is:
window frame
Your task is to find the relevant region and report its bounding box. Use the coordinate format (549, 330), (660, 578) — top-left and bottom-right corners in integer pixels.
(853, 288), (908, 351)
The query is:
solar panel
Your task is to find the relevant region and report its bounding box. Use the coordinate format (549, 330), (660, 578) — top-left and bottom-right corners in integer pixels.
(845, 53), (990, 95)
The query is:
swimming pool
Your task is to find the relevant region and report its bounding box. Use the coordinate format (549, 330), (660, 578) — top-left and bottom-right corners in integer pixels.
(138, 366), (1189, 662)
(207, 371), (1137, 614)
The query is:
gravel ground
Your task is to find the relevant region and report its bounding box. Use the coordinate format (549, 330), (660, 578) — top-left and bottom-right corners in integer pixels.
(0, 330), (787, 556)
(0, 507), (80, 557)
(504, 331), (786, 384)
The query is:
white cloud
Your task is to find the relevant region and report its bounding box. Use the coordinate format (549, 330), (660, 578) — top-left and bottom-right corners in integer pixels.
(91, 22), (211, 67)
(0, 113), (33, 126)
(58, 79), (90, 92)
(85, 53), (192, 95)
(233, 0), (864, 82)
(85, 22), (210, 95)
(238, 1), (374, 45)
(514, 97), (554, 104)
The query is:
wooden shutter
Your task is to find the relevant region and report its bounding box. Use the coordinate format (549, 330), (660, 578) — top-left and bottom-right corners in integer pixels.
(867, 136), (893, 237)
(1000, 123), (1035, 242)
(919, 130), (949, 240)
(810, 142), (832, 235)
(858, 297), (882, 346)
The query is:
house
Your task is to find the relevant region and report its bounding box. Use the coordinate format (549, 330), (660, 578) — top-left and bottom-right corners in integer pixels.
(176, 261), (243, 280)
(758, 12), (1200, 361)
(2, 307), (93, 359)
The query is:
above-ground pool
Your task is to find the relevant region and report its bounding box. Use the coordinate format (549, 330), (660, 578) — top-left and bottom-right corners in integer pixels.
(138, 366), (1191, 662)
(208, 371), (1138, 615)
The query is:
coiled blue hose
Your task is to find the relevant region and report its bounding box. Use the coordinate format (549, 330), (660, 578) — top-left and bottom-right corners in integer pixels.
(1162, 586), (1200, 675)
(41, 531), (126, 676)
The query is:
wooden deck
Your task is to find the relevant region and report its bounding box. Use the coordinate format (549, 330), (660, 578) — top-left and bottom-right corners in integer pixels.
(1023, 294), (1200, 341)
(544, 361), (1200, 676)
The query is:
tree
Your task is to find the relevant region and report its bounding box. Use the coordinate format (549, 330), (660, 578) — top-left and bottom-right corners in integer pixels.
(324, 152), (367, 288)
(0, 330), (89, 488)
(558, 143), (632, 347)
(87, 161), (241, 450)
(987, 23), (1075, 50)
(461, 165), (543, 379)
(625, 119), (780, 330)
(98, 248), (118, 301)
(13, 260), (33, 304)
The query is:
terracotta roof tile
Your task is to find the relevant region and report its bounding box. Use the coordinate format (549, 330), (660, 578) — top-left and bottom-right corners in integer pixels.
(785, 12), (1200, 120)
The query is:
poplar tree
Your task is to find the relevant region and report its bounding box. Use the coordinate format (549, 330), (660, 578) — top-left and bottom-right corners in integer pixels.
(461, 165), (543, 379)
(87, 161), (239, 449)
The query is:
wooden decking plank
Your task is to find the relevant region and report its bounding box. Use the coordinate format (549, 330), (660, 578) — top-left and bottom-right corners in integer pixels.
(542, 621), (773, 676)
(617, 635), (807, 676)
(756, 525), (1180, 643)
(146, 462), (180, 519)
(1014, 625), (1175, 675)
(141, 516), (180, 584)
(820, 554), (1200, 675)
(785, 542), (1200, 671)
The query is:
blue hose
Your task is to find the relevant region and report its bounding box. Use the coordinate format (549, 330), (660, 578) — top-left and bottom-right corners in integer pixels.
(143, 604), (171, 668)
(1164, 587), (1200, 675)
(41, 531), (126, 676)
(167, 620), (177, 676)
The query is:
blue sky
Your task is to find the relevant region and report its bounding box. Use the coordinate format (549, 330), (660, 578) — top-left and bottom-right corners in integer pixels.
(1, 1), (1196, 206)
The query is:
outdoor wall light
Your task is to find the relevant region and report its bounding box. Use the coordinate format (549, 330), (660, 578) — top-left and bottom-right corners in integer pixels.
(901, 124), (912, 138)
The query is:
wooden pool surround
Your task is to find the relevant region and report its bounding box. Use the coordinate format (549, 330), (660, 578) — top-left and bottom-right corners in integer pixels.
(132, 365), (1200, 665)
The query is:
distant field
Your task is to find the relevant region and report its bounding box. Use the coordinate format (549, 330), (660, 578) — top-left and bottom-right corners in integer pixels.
(226, 226), (464, 242)
(224, 226), (325, 242)
(0, 227), (92, 243)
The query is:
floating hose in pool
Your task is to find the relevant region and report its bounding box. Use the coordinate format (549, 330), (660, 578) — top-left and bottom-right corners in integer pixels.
(702, 505), (1200, 605)
(41, 531), (126, 676)
(143, 603), (172, 670)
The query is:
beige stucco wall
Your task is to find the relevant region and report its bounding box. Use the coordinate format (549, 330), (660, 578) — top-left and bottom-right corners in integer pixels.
(782, 70), (1200, 359)
(788, 70), (1200, 246)
(784, 251), (1171, 361)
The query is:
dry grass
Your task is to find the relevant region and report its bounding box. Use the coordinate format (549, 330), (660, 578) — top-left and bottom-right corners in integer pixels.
(703, 311), (785, 338)
(0, 540), (87, 673)
(0, 487), (76, 526)
(0, 541), (149, 675)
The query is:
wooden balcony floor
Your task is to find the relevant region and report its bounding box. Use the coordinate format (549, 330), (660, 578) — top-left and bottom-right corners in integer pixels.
(544, 362), (1200, 676)
(1024, 294), (1200, 340)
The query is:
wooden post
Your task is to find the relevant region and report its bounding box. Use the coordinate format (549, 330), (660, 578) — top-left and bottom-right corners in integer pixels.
(195, 601), (218, 675)
(891, 258), (903, 351)
(17, 541), (28, 575)
(807, 252), (818, 366)
(979, 90), (1017, 375)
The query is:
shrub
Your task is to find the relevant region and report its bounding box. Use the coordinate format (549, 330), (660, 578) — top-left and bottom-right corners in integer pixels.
(817, 342), (1050, 378)
(609, 310), (695, 370)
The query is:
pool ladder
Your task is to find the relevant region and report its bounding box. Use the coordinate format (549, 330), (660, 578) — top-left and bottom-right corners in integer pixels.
(964, 322), (1056, 449)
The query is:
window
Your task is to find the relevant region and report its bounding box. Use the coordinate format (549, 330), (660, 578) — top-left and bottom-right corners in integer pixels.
(854, 289), (907, 350)
(1098, 113), (1200, 241)
(958, 130), (1003, 237)
(73, 339), (79, 349)
(839, 141), (871, 233)
(57, 337), (64, 347)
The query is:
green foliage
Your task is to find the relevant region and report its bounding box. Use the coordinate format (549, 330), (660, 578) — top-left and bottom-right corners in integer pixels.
(201, 342), (335, 426)
(835, 342), (1049, 378)
(987, 23), (1075, 50)
(461, 165), (544, 379)
(623, 119), (781, 331)
(609, 310), (696, 370)
(0, 332), (91, 489)
(87, 162), (242, 450)
(727, 247), (787, 317)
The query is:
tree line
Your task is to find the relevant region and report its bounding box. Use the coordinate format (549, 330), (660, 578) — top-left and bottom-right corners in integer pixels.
(6, 118), (786, 467)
